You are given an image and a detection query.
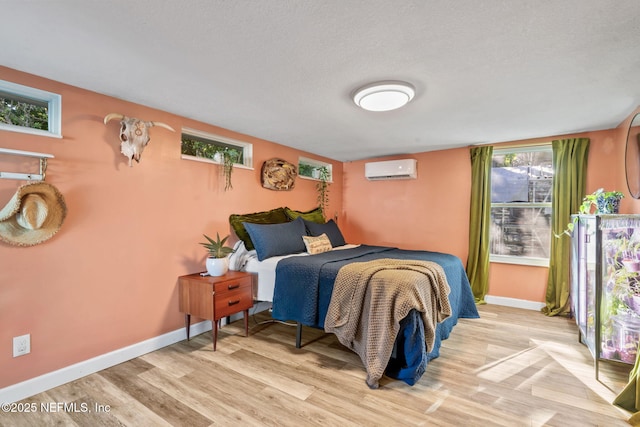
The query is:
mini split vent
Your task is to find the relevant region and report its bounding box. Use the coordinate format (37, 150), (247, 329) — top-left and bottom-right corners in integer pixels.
(364, 159), (417, 181)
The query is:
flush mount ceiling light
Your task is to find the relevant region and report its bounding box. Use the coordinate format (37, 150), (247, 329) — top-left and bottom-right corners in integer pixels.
(352, 81), (415, 112)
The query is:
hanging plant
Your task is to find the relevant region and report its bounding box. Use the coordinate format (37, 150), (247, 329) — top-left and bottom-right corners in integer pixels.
(316, 166), (330, 216)
(216, 148), (240, 191)
(223, 151), (234, 191)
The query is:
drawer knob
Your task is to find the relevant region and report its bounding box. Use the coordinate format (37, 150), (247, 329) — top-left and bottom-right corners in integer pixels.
(228, 300), (240, 306)
(227, 284), (240, 290)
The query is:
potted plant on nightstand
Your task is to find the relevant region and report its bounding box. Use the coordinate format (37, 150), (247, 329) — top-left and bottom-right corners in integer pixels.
(200, 232), (235, 276)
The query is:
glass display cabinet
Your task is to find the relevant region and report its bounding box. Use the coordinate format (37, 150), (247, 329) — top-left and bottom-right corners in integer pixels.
(570, 214), (596, 355)
(571, 214), (640, 379)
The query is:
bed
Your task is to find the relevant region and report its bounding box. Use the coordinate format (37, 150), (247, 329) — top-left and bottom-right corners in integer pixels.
(228, 207), (479, 388)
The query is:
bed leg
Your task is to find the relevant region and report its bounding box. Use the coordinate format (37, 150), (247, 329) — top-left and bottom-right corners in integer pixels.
(296, 323), (302, 349)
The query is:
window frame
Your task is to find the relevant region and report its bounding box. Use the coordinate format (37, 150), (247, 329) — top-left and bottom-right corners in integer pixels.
(180, 127), (253, 170)
(489, 145), (552, 268)
(298, 156), (333, 182)
(0, 80), (62, 138)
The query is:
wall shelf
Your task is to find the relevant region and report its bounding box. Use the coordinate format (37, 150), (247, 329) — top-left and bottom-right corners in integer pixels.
(0, 147), (54, 181)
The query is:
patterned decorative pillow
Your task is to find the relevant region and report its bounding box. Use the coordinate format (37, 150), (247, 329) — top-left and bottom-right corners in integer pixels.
(284, 206), (325, 223)
(302, 233), (332, 254)
(229, 207), (290, 251)
(243, 217), (307, 261)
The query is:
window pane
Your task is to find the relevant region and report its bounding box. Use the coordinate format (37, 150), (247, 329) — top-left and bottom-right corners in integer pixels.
(298, 163), (315, 178)
(181, 135), (243, 164)
(0, 95), (49, 131)
(298, 157), (332, 181)
(492, 151), (553, 203)
(490, 148), (553, 261)
(490, 206), (551, 258)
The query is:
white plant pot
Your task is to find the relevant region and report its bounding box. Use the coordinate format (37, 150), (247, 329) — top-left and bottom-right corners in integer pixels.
(206, 257), (229, 277)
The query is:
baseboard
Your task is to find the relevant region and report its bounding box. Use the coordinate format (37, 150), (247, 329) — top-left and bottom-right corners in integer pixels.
(485, 295), (546, 311)
(0, 302), (273, 404)
(0, 320), (213, 404)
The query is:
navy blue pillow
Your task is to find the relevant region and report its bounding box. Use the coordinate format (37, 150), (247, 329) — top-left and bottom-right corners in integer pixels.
(304, 219), (346, 247)
(243, 216), (307, 261)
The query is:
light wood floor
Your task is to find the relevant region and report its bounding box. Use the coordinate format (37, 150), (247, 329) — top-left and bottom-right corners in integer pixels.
(1, 304), (635, 426)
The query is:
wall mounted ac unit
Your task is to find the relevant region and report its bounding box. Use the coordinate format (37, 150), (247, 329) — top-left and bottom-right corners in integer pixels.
(364, 158), (417, 180)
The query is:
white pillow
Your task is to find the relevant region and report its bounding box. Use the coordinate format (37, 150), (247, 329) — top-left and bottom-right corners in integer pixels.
(302, 233), (332, 254)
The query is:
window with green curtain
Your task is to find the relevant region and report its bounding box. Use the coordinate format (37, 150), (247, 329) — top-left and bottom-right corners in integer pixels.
(467, 139), (588, 309)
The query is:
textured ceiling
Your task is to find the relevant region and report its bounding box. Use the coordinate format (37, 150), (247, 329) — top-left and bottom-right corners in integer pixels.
(2, 1), (640, 161)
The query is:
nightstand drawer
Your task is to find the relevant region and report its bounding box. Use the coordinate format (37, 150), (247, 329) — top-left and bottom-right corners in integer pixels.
(215, 282), (252, 318)
(213, 275), (253, 295)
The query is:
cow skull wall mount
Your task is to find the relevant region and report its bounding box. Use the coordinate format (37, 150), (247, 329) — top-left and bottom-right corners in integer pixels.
(104, 113), (175, 167)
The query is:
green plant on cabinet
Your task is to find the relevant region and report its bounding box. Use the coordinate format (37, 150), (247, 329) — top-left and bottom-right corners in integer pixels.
(581, 189), (624, 215)
(555, 189), (624, 238)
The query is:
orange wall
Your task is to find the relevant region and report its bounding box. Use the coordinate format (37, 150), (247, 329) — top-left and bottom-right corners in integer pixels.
(0, 66), (343, 388)
(342, 111), (640, 304)
(342, 148), (471, 262)
(2, 62), (639, 391)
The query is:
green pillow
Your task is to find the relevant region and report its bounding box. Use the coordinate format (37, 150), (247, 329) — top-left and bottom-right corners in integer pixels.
(229, 207), (290, 251)
(284, 206), (325, 224)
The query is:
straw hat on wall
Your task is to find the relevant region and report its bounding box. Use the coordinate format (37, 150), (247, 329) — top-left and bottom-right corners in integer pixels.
(0, 182), (67, 246)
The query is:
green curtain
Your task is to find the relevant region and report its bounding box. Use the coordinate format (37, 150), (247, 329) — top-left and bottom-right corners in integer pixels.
(614, 347), (640, 419)
(542, 138), (589, 316)
(466, 146), (493, 304)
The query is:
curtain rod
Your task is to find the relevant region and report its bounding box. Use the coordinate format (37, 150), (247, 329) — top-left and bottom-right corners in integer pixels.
(472, 141), (552, 149)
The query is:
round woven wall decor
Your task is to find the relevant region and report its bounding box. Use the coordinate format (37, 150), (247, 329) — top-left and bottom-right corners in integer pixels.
(261, 158), (297, 191)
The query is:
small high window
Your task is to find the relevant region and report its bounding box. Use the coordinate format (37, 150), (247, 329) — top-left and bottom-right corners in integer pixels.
(298, 156), (332, 182)
(0, 80), (62, 138)
(181, 127), (253, 169)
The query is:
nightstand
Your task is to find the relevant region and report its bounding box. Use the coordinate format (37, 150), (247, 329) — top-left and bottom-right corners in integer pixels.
(178, 271), (255, 351)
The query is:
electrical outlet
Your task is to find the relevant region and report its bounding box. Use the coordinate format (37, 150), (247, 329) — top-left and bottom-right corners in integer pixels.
(13, 334), (30, 357)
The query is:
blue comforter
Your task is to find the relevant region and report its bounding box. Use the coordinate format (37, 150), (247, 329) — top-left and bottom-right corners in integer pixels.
(271, 245), (479, 385)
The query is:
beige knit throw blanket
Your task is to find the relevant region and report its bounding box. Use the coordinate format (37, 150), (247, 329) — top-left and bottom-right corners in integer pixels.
(324, 258), (452, 388)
